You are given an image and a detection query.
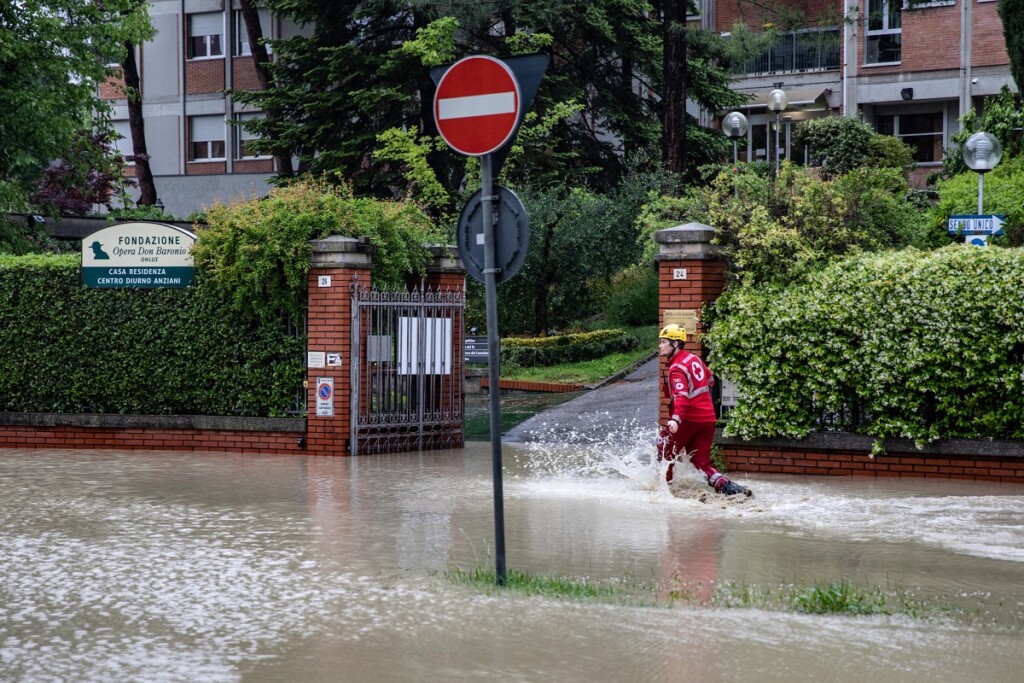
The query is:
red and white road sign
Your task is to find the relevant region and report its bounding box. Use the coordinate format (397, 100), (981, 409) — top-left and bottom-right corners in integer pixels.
(433, 55), (521, 156)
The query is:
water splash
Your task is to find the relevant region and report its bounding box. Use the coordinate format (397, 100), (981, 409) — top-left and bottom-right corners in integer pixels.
(510, 418), (712, 501)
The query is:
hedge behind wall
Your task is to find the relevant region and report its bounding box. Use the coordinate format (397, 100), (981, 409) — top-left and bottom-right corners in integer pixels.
(0, 254), (304, 417)
(708, 245), (1024, 452)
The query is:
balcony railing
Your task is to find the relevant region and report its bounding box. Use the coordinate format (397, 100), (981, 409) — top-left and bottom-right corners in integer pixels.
(733, 28), (840, 76)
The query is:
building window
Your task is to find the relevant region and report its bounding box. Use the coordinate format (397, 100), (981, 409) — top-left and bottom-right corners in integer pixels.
(188, 12), (224, 59)
(111, 120), (134, 165)
(233, 9), (272, 57)
(189, 116), (226, 161)
(866, 0), (901, 64)
(876, 112), (943, 163)
(234, 113), (267, 159)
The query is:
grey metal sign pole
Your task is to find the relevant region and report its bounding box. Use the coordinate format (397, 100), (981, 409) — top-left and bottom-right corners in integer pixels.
(480, 153), (507, 585)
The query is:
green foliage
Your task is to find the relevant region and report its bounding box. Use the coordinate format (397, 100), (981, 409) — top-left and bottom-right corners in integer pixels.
(604, 265), (660, 327)
(444, 564), (655, 605)
(795, 116), (901, 178)
(501, 329), (641, 368)
(998, 0), (1024, 95)
(939, 86), (1024, 179)
(108, 204), (175, 222)
(708, 246), (1024, 447)
(793, 581), (888, 616)
(488, 167), (666, 334)
(237, 2), (748, 202)
(0, 1), (151, 213)
(191, 177), (443, 322)
(936, 155), (1024, 246)
(0, 254), (303, 416)
(700, 163), (930, 285)
(866, 133), (916, 173)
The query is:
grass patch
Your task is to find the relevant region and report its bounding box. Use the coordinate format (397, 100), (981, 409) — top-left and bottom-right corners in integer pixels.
(499, 326), (659, 385)
(792, 580), (889, 615)
(445, 566), (1007, 626)
(444, 565), (657, 606)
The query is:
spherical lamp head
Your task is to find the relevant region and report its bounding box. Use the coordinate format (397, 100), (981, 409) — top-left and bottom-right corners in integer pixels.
(723, 111), (749, 139)
(962, 132), (1003, 173)
(767, 88), (788, 113)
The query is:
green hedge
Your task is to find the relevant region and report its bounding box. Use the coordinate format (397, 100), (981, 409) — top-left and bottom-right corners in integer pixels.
(707, 246), (1024, 451)
(0, 254), (304, 416)
(500, 329), (640, 368)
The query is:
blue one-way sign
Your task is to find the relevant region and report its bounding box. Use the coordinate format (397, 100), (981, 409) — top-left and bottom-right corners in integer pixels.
(948, 214), (1005, 235)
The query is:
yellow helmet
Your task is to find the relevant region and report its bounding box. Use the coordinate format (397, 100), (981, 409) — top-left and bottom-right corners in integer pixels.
(659, 324), (687, 343)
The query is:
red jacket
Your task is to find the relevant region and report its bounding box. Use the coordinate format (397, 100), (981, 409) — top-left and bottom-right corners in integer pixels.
(662, 348), (717, 423)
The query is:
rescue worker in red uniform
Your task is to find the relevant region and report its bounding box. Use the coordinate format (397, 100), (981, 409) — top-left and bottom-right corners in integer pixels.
(657, 324), (751, 496)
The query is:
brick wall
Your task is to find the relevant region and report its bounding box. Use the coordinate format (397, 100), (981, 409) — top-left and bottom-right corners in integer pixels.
(0, 425), (301, 454)
(973, 2), (1011, 67)
(0, 413), (304, 455)
(719, 438), (1024, 483)
(186, 162), (227, 175)
(232, 57), (263, 91)
(99, 76), (126, 101)
(901, 5), (961, 72)
(234, 159), (274, 174)
(186, 59), (225, 94)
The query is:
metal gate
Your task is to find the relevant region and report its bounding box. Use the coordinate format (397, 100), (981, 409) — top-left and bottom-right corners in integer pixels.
(350, 284), (465, 455)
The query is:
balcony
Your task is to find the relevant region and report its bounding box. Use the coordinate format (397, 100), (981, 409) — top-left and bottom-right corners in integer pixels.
(733, 28), (840, 77)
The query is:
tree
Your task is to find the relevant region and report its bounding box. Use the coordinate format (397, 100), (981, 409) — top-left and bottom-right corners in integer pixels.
(938, 86), (1024, 179)
(0, 1), (151, 218)
(236, 0), (294, 177)
(121, 39), (158, 205)
(233, 1), (747, 200)
(998, 0), (1024, 94)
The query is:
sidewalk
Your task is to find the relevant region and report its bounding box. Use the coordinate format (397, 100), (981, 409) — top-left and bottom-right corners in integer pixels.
(503, 357), (659, 443)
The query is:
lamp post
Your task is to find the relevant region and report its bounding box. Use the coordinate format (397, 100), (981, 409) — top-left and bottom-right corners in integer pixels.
(723, 111), (749, 165)
(961, 132), (1002, 214)
(766, 84), (788, 175)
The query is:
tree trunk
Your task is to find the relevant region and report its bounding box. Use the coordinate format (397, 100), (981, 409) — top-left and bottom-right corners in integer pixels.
(122, 42), (157, 205)
(238, 0), (294, 177)
(662, 2), (688, 175)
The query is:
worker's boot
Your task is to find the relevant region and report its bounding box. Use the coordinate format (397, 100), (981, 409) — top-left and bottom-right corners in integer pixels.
(710, 473), (752, 497)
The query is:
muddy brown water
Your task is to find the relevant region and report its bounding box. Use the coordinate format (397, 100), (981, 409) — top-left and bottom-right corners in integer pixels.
(1, 438), (1022, 682)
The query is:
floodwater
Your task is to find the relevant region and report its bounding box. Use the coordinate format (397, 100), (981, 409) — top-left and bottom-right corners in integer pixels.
(2, 429), (1023, 682)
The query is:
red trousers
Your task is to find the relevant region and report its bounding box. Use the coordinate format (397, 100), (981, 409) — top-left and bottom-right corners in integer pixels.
(657, 421), (718, 483)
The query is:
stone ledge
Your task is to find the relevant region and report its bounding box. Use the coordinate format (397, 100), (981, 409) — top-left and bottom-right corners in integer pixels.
(717, 430), (1024, 459)
(0, 412), (306, 433)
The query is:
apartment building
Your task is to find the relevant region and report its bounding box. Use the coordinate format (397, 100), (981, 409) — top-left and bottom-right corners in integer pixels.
(710, 0), (1016, 185)
(107, 2), (1015, 216)
(102, 0), (305, 218)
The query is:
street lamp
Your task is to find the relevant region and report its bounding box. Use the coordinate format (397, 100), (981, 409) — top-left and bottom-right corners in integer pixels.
(723, 111), (749, 165)
(766, 84), (788, 175)
(961, 132), (1002, 214)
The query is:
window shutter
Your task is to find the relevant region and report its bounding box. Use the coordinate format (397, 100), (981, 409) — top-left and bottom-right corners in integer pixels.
(189, 12), (223, 37)
(191, 116), (225, 142)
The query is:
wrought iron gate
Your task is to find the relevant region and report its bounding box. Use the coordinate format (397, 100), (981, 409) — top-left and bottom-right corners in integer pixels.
(350, 284), (465, 455)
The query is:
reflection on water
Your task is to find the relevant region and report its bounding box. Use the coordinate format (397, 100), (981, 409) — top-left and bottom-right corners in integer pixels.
(1, 436), (1023, 682)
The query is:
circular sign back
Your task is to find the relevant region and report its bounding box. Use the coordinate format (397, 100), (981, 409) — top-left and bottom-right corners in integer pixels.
(433, 55), (521, 156)
(456, 186), (530, 284)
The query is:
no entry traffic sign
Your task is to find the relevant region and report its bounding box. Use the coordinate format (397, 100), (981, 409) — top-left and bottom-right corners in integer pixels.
(433, 55), (521, 156)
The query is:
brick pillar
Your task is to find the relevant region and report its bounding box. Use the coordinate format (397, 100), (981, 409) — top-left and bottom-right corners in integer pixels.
(305, 236), (373, 456)
(654, 222), (726, 422)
